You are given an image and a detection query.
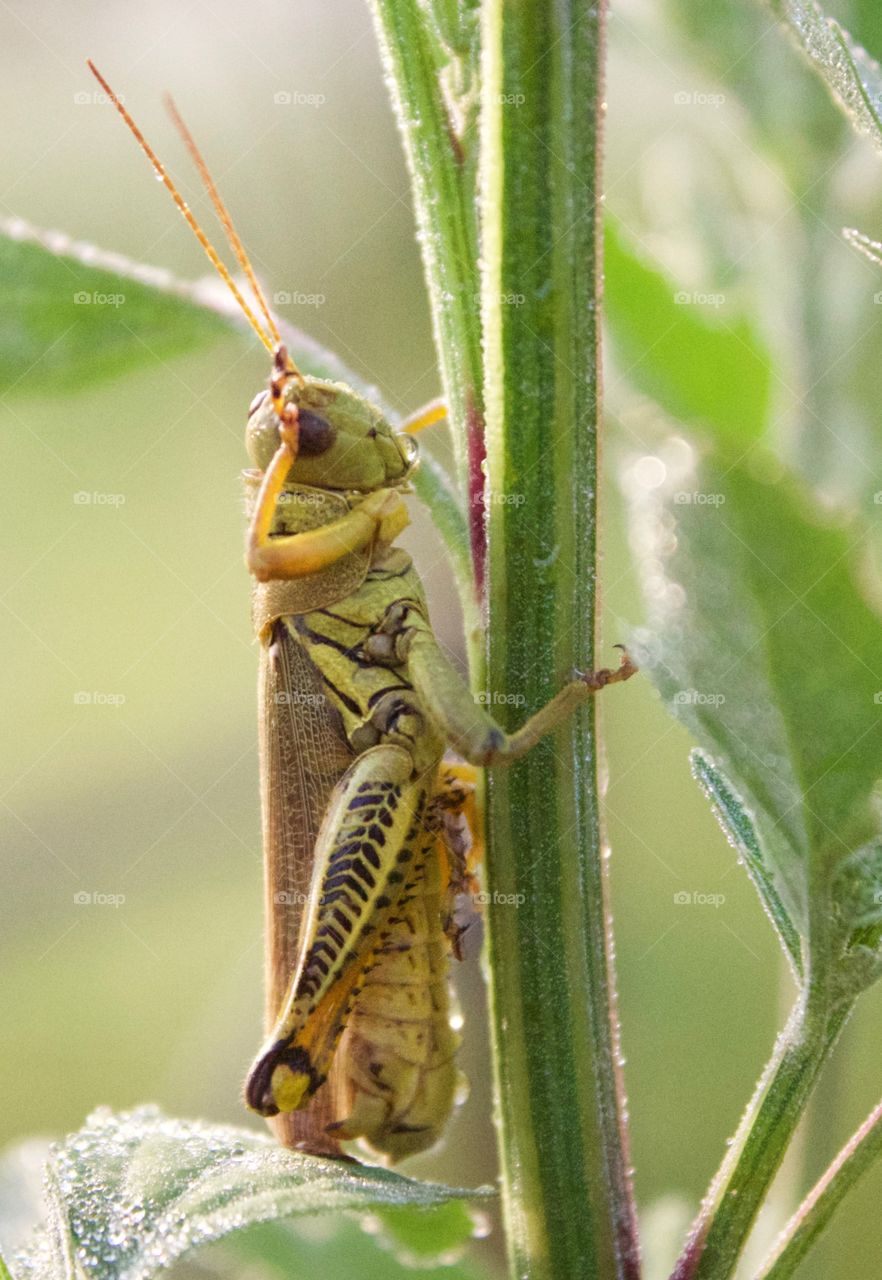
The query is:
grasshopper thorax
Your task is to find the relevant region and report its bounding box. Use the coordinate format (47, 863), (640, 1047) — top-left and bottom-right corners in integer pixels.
(246, 374), (417, 492)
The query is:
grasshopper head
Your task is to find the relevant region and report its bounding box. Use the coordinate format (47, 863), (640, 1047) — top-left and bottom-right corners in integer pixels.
(246, 373), (416, 492)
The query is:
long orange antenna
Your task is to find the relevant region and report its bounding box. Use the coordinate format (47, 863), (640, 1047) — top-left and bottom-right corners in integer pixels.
(86, 60), (274, 355)
(401, 398), (447, 435)
(164, 93), (288, 358)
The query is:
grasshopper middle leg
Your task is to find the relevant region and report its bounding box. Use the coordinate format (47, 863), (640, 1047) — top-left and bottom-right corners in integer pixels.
(365, 602), (637, 768)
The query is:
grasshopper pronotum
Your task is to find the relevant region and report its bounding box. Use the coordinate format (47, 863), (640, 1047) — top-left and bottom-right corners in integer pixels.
(89, 62), (636, 1161)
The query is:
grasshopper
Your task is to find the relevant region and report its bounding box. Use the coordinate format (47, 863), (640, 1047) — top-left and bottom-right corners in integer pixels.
(89, 63), (636, 1162)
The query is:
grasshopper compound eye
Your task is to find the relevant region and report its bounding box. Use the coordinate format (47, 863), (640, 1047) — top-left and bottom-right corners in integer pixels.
(295, 409), (336, 457)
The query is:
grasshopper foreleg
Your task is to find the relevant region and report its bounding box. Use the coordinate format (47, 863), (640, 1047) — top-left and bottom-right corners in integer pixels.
(246, 478), (409, 583)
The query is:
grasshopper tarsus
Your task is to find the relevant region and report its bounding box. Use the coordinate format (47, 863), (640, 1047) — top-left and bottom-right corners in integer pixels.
(579, 645), (638, 691)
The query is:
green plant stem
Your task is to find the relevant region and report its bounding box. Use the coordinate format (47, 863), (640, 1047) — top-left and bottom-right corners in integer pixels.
(757, 1091), (882, 1278)
(367, 0), (484, 641)
(410, 453), (475, 632)
(671, 995), (849, 1280)
(480, 2), (638, 1278)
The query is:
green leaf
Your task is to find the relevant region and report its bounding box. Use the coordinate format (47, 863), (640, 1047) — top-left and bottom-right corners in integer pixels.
(604, 218), (773, 445)
(11, 1107), (485, 1280)
(831, 840), (882, 932)
(207, 1216), (490, 1280)
(767, 0), (882, 153)
(372, 1200), (484, 1261)
(691, 750), (803, 978)
(0, 214), (395, 397)
(0, 217), (232, 394)
(827, 840), (882, 995)
(631, 453), (882, 951)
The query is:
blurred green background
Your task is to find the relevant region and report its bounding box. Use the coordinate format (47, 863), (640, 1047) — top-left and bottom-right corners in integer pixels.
(4, 1), (882, 1277)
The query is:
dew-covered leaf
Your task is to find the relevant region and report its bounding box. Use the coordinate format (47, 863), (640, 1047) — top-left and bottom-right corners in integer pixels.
(11, 1107), (485, 1280)
(692, 750), (804, 978)
(768, 0), (882, 154)
(630, 451), (882, 948)
(0, 1140), (52, 1261)
(604, 218), (772, 445)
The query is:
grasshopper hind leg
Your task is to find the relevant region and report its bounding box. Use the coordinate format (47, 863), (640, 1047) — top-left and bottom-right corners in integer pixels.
(328, 764), (477, 1161)
(245, 743), (429, 1119)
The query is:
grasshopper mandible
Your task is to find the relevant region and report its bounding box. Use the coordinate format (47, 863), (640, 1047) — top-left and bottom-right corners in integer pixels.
(89, 62), (636, 1162)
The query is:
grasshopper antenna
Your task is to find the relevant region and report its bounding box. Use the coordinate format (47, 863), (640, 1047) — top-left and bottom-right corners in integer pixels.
(86, 60), (275, 356)
(163, 93), (296, 378)
(400, 398), (447, 435)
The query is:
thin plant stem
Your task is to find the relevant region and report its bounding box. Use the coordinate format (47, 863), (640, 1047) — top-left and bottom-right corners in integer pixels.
(671, 995), (850, 1280)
